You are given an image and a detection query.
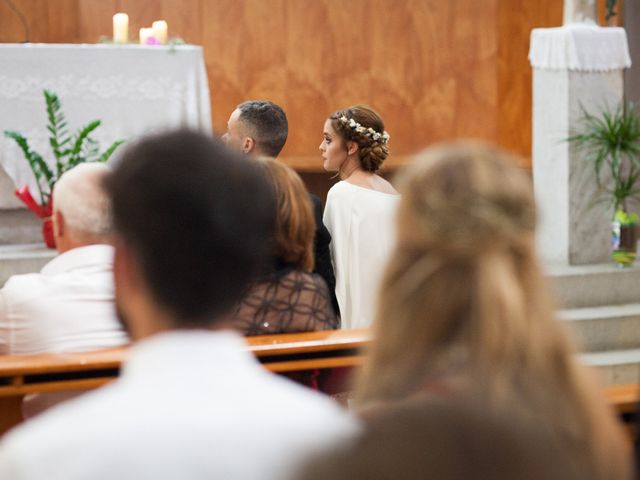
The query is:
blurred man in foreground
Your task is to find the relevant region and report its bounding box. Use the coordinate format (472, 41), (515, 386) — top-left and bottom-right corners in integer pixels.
(0, 130), (356, 480)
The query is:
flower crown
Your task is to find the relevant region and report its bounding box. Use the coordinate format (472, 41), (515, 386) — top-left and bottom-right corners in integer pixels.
(338, 115), (390, 144)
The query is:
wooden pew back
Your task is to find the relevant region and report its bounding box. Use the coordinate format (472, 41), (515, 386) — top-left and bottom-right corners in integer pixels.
(0, 329), (636, 437)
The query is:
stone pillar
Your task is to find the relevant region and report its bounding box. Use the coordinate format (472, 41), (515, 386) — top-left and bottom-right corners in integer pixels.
(529, 25), (631, 265)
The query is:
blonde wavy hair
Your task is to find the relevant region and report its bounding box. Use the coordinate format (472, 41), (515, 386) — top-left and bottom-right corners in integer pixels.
(355, 142), (630, 478)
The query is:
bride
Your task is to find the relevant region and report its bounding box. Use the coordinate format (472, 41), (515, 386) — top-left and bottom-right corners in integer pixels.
(320, 105), (399, 329)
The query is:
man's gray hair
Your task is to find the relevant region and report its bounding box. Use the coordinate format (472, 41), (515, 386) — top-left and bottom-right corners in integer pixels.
(53, 163), (112, 237)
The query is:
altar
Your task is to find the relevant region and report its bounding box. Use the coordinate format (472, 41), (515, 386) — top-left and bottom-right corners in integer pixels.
(0, 43), (211, 208)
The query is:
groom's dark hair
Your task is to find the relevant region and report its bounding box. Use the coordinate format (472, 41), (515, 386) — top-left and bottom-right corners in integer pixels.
(237, 100), (288, 158)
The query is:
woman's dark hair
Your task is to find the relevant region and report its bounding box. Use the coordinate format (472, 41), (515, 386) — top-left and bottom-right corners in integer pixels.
(105, 129), (276, 326)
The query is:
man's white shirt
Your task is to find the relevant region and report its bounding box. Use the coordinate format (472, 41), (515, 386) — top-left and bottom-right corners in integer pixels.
(0, 244), (128, 416)
(0, 330), (359, 480)
(0, 244), (127, 355)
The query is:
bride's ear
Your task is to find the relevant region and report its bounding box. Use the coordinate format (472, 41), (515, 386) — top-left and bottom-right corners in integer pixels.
(347, 141), (359, 156)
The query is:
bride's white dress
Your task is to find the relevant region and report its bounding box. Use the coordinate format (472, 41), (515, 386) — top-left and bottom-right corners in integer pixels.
(323, 181), (400, 329)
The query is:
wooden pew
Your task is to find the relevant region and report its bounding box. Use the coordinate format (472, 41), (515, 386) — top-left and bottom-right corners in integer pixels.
(0, 329), (368, 398)
(606, 383), (640, 415)
(0, 329), (369, 435)
(0, 329), (637, 437)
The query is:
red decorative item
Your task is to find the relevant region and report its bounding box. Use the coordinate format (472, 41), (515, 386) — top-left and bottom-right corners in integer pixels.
(14, 186), (56, 249)
(41, 217), (55, 248)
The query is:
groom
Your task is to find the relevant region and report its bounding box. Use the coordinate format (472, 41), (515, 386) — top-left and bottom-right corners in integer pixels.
(223, 100), (339, 316)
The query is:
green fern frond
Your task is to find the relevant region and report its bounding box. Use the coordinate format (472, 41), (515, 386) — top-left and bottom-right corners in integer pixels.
(44, 90), (73, 175)
(99, 140), (125, 162)
(67, 120), (101, 170)
(4, 90), (125, 205)
(3, 130), (54, 204)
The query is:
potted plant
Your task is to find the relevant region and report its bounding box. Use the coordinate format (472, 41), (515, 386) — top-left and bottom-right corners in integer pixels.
(4, 90), (124, 248)
(569, 102), (640, 266)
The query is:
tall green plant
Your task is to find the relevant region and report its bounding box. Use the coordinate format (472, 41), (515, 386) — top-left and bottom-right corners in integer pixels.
(4, 90), (124, 205)
(568, 102), (640, 215)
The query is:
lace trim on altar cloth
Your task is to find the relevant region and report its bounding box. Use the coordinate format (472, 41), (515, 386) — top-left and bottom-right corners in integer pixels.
(0, 75), (186, 102)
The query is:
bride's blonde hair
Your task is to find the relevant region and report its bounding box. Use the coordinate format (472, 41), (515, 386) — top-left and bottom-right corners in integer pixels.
(356, 142), (630, 478)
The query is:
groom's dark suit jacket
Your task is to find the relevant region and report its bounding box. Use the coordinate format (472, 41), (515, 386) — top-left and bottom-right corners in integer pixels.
(310, 193), (339, 319)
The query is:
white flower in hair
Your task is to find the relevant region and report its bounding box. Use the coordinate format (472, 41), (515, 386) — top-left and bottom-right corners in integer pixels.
(337, 113), (390, 144)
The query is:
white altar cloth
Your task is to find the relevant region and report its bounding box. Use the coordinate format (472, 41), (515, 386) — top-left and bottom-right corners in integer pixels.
(0, 43), (211, 208)
(529, 24), (631, 72)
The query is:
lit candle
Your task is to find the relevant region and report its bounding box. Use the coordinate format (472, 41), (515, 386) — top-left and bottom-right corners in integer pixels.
(139, 27), (154, 45)
(152, 20), (168, 44)
(112, 13), (129, 44)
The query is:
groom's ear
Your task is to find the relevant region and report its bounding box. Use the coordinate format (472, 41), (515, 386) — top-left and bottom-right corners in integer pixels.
(242, 136), (256, 154)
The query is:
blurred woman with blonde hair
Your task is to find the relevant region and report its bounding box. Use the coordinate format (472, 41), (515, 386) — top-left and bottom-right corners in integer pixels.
(355, 142), (631, 479)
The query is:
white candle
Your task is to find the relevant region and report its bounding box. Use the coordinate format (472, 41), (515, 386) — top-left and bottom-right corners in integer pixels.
(152, 20), (168, 44)
(139, 27), (154, 45)
(112, 13), (129, 44)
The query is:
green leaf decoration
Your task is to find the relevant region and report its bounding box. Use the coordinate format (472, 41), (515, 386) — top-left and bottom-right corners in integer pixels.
(67, 120), (102, 170)
(3, 130), (53, 205)
(3, 90), (125, 205)
(99, 140), (126, 163)
(568, 101), (640, 216)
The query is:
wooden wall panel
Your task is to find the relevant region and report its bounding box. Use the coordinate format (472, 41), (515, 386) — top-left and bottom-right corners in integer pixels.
(0, 0), (29, 42)
(0, 0), (566, 170)
(203, 0), (500, 168)
(42, 0), (80, 42)
(0, 0), (79, 43)
(78, 0), (118, 43)
(451, 0), (499, 143)
(497, 1), (562, 163)
(158, 0), (203, 46)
